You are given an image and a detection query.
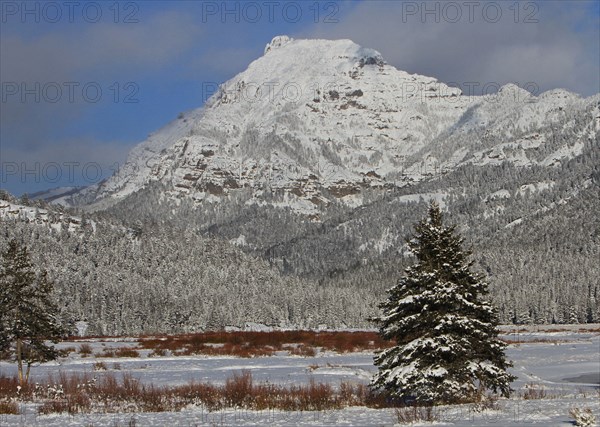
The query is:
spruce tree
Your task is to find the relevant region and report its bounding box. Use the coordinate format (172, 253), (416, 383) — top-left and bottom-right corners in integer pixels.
(372, 202), (515, 404)
(0, 239), (66, 385)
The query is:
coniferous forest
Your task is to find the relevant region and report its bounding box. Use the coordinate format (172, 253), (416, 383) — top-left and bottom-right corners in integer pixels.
(1, 133), (598, 334)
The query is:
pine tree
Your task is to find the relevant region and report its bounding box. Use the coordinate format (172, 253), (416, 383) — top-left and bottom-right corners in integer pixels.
(371, 202), (516, 404)
(0, 239), (66, 385)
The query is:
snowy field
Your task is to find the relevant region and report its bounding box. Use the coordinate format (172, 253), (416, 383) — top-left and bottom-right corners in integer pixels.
(0, 326), (598, 426)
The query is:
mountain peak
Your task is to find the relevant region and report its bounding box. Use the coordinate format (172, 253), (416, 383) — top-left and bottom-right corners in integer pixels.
(58, 37), (597, 212)
(497, 83), (533, 99)
(264, 35), (294, 54)
(262, 36), (385, 66)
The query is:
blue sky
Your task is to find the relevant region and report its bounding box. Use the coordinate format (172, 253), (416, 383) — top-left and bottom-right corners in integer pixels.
(1, 0), (599, 196)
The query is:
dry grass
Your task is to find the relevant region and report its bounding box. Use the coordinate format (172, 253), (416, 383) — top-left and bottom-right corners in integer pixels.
(149, 348), (167, 357)
(58, 346), (77, 357)
(0, 400), (19, 415)
(569, 407), (597, 426)
(139, 330), (392, 358)
(93, 362), (108, 371)
(0, 374), (24, 399)
(0, 371), (388, 415)
(95, 348), (114, 358)
(395, 405), (438, 423)
(96, 347), (140, 358)
(286, 344), (317, 357)
(79, 343), (93, 357)
(520, 383), (549, 400)
(114, 348), (140, 358)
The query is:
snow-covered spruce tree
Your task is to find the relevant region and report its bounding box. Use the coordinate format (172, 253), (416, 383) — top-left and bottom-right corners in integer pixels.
(371, 202), (515, 404)
(0, 239), (66, 385)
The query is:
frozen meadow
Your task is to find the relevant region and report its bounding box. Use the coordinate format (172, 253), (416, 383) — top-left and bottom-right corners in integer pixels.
(0, 325), (598, 426)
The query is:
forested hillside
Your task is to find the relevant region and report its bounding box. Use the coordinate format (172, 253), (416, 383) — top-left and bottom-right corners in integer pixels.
(0, 195), (377, 335)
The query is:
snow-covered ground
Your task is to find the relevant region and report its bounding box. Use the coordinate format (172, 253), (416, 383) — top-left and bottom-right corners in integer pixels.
(0, 327), (598, 426)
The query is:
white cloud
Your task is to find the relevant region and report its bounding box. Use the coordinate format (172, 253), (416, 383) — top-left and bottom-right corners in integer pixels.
(303, 1), (599, 96)
(0, 10), (202, 169)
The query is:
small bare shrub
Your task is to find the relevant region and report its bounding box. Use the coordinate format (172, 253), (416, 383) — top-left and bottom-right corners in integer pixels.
(472, 393), (500, 411)
(96, 348), (115, 358)
(300, 378), (336, 411)
(93, 362), (107, 371)
(569, 407), (597, 427)
(0, 374), (22, 399)
(115, 348), (140, 358)
(395, 405), (438, 423)
(0, 401), (19, 415)
(522, 383), (547, 400)
(38, 393), (91, 415)
(149, 348), (167, 357)
(59, 346), (77, 357)
(122, 373), (141, 397)
(288, 344), (317, 357)
(224, 370), (253, 408)
(79, 343), (93, 357)
(38, 399), (69, 415)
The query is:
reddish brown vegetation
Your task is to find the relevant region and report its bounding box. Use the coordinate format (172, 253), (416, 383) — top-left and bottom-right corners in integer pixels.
(139, 330), (392, 358)
(0, 401), (19, 415)
(1, 370), (388, 415)
(96, 347), (140, 358)
(78, 343), (93, 357)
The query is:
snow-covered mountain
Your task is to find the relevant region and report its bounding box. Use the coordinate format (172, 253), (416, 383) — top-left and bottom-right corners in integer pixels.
(4, 37), (599, 330)
(55, 36), (599, 214)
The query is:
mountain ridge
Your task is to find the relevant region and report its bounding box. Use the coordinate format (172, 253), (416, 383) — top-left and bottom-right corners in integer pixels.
(51, 36), (599, 216)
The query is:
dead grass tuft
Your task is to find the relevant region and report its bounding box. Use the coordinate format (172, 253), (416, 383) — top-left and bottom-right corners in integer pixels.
(0, 401), (19, 415)
(521, 383), (548, 400)
(79, 343), (93, 357)
(395, 405), (438, 423)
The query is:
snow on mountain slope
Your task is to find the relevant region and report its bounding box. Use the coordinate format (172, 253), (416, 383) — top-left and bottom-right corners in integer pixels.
(409, 89), (598, 174)
(57, 37), (468, 210)
(54, 36), (599, 213)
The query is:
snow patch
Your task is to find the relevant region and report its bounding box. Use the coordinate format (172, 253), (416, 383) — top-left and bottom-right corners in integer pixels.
(264, 35), (293, 54)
